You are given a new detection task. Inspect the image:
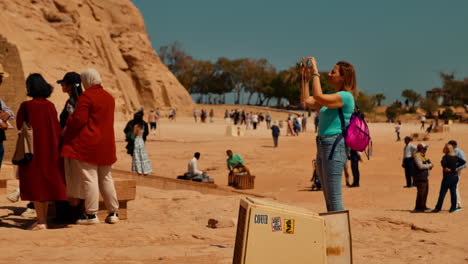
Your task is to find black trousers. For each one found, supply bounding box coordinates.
[435,175,459,211]
[403,158,414,187]
[415,178,429,210]
[273,136,278,147]
[351,159,360,185]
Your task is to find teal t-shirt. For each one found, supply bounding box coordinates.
[227,154,244,169]
[318,91,355,136]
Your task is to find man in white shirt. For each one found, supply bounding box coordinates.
[252,114,258,130]
[448,140,466,209]
[187,152,204,177]
[402,136,417,188]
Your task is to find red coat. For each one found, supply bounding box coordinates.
[62,84,117,165]
[17,98,67,201]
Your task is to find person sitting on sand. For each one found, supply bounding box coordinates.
[187,152,205,178]
[413,143,433,212]
[226,150,250,186]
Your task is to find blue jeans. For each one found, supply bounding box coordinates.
[0,141,4,168]
[435,175,459,211]
[316,134,347,211]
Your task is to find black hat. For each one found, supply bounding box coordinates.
[57,72,81,84]
[448,140,457,147]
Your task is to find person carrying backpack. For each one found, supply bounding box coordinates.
[300,58,358,212]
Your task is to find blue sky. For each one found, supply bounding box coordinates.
[131,0,468,104]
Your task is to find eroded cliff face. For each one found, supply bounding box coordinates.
[0,0,194,119]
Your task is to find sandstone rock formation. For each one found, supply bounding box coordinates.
[0,0,194,120]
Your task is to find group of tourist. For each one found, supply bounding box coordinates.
[402,137,465,212]
[225,109,272,130]
[0,54,464,236]
[0,66,119,230]
[193,108,215,123]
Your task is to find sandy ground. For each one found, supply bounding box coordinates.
[1,108,467,264]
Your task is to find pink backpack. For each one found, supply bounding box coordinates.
[329,108,372,160]
[343,110,371,152]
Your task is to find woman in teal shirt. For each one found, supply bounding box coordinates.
[301,58,357,211]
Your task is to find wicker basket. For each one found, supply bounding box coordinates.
[234,174,255,190]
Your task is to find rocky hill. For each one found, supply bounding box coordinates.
[0,0,194,119]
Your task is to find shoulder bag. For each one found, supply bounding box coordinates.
[12,102,34,165]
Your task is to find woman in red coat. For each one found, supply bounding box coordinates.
[17,73,67,230]
[62,68,119,225]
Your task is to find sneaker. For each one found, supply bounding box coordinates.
[431,209,441,213]
[6,189,20,203]
[76,214,99,225]
[449,208,462,213]
[21,208,37,218]
[105,212,119,224]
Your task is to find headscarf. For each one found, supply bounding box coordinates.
[81,68,102,89]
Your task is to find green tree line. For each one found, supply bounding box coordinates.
[385,72,468,120]
[159,42,377,111]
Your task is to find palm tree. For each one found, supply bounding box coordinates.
[373,93,386,106]
[401,89,421,107]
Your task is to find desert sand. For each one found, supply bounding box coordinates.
[0,107,467,264]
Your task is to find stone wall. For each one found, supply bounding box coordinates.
[0,34,26,160]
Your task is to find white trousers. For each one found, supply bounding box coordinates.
[456,171,462,208]
[64,158,84,199]
[76,160,119,214]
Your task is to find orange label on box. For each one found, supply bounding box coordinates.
[284,219,294,234]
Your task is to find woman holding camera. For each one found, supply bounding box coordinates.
[300,58,357,212]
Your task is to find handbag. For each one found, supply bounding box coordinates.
[12,103,34,165]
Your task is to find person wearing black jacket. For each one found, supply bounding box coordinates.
[57,72,83,129]
[432,144,466,213]
[56,72,84,222]
[124,110,149,155]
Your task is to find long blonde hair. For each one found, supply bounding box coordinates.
[443,144,456,156]
[336,61,358,98]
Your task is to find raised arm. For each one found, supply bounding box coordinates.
[300,62,322,110]
[303,57,344,109]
